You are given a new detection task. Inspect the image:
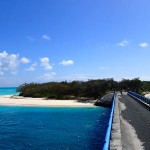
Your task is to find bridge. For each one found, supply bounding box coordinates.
[103,91,150,150]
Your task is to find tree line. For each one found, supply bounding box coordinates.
[17,78,150,99]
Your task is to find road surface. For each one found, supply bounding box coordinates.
[118,93,150,150]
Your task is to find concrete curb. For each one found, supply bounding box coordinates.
[110,93,122,150]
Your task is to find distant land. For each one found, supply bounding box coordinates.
[17,78,150,99]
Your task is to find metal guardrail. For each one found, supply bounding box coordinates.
[103,91,116,150]
[128,91,150,107]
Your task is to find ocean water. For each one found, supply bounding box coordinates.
[0,106,110,150]
[0,88,111,150]
[0,87,19,96]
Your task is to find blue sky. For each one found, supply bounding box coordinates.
[0,0,150,86]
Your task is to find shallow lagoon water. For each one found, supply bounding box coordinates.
[0,106,110,150]
[0,87,19,96]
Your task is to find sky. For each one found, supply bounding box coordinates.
[0,0,150,87]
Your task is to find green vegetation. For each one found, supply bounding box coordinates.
[119,78,143,93]
[17,78,150,99]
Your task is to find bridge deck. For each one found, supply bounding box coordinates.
[118,93,150,150]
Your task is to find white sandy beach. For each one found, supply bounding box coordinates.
[0,95,95,107]
[144,93,150,98]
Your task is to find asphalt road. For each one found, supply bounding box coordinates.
[119,94,150,150]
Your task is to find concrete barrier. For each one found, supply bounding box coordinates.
[103,91,116,150]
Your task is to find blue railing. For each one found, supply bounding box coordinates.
[103,91,116,150]
[128,91,150,107]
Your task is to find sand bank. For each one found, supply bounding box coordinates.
[0,95,95,107]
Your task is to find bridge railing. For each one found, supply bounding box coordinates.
[128,91,150,107]
[103,91,116,150]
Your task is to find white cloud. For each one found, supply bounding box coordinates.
[100,67,109,70]
[59,59,74,66]
[0,51,8,59]
[40,57,49,65]
[0,52,19,71]
[42,34,51,40]
[43,72,56,77]
[40,57,52,70]
[20,57,30,64]
[139,42,149,48]
[0,51,30,75]
[117,40,129,47]
[25,62,37,71]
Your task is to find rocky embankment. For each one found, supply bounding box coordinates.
[94,92,114,107]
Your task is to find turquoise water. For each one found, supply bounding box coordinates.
[0,88,111,150]
[0,87,19,96]
[0,106,110,150]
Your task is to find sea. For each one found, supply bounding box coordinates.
[0,87,20,96]
[0,87,111,150]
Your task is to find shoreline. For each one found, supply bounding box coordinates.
[0,95,95,107]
